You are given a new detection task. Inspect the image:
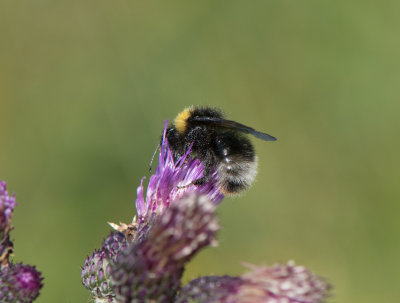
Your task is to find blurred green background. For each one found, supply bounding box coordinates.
[1,1,399,302]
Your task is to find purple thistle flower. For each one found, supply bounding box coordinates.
[0,263,43,303]
[84,120,224,302]
[238,262,330,303]
[135,121,224,225]
[0,181,16,263]
[176,261,330,303]
[111,194,219,303]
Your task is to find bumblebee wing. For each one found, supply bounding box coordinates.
[191,117,277,141]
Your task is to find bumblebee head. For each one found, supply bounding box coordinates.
[173,107,193,135]
[165,126,186,158]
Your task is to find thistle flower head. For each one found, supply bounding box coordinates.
[84,121,224,302]
[177,261,330,303]
[237,261,330,303]
[0,263,43,303]
[111,194,219,303]
[135,121,224,224]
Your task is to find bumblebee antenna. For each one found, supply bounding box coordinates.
[149,143,160,173]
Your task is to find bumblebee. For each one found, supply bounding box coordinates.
[163,106,276,195]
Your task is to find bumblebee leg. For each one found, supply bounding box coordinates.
[176,183,192,189]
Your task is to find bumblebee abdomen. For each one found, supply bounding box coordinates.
[213,132,257,195]
[217,155,258,195]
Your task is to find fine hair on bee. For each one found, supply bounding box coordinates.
[153,106,277,195]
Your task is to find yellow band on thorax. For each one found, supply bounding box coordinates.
[174,107,192,134]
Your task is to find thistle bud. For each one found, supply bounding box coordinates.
[0,263,43,303]
[81,232,128,302]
